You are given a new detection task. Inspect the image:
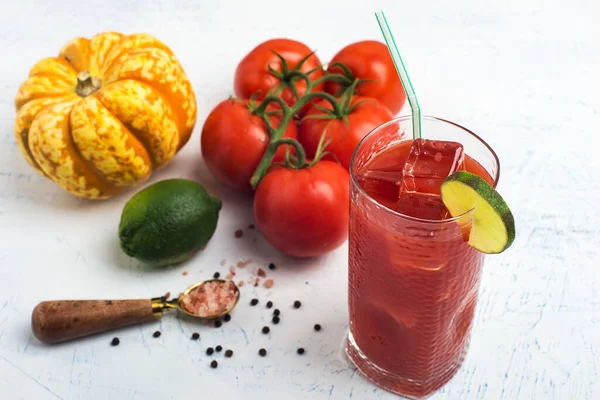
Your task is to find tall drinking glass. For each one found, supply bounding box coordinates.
[346,116,500,399]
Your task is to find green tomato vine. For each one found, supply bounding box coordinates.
[248,51,359,189]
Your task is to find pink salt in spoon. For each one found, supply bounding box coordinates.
[31,279,241,344]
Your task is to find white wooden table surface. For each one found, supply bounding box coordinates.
[1,1,598,399]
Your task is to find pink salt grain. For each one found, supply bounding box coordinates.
[229,265,236,273]
[257,268,267,278]
[237,259,252,268]
[180,281,238,318]
[238,281,245,287]
[264,279,274,289]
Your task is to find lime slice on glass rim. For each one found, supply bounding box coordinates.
[440,171,516,254]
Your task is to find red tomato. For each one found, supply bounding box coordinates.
[201,99,297,193]
[298,96,394,170]
[234,39,324,116]
[254,161,349,258]
[326,41,406,115]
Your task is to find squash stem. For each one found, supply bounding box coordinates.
[75,71,101,97]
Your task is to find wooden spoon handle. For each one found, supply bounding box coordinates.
[31,299,158,344]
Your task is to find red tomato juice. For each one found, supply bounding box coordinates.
[347,139,493,398]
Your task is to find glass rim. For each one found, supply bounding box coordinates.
[349,115,501,224]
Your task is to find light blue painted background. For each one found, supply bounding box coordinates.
[0,0,598,399]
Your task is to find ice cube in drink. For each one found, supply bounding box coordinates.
[355,169,403,210]
[401,139,465,196]
[394,139,465,219]
[394,192,448,220]
[354,141,411,209]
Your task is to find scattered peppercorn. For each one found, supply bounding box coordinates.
[214,320,222,328]
[273,309,281,316]
[191,333,200,340]
[259,348,267,357]
[262,326,270,334]
[272,315,280,324]
[297,348,305,355]
[223,314,231,322]
[210,360,218,368]
[216,345,222,352]
[213,272,220,279]
[250,298,259,306]
[314,324,322,332]
[206,347,214,355]
[152,331,161,338]
[268,262,276,270]
[248,224,255,229]
[266,301,273,309]
[235,229,243,238]
[293,301,302,309]
[111,337,120,346]
[225,349,233,358]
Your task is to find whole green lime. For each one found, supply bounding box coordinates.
[118,179,222,267]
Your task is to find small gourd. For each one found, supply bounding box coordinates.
[14,32,197,199]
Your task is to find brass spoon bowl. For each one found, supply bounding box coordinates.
[152,279,241,319]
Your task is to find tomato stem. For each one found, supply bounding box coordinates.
[298,91,343,116]
[275,137,306,168]
[254,95,288,115]
[249,58,358,189]
[338,78,360,112]
[329,62,355,81]
[308,125,333,168]
[326,62,374,98]
[250,90,344,188]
